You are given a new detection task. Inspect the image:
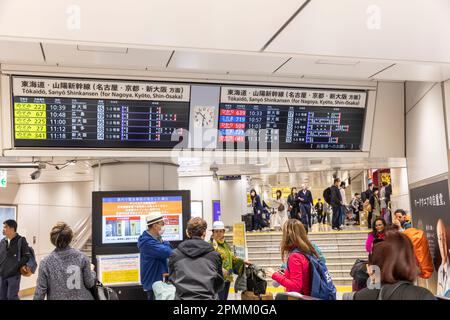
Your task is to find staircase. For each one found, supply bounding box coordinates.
[225,230,369,288]
[81,237,92,262]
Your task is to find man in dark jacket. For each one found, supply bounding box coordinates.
[362,183,375,229]
[137,212,173,300]
[0,220,30,300]
[315,198,324,224]
[169,217,224,300]
[330,178,343,231]
[298,184,314,229]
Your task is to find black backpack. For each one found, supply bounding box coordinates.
[323,187,332,205]
[245,265,267,295]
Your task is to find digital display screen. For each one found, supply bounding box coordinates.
[101,196,184,244]
[13,96,189,148]
[217,103,365,150]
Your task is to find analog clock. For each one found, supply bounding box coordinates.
[194,106,215,128]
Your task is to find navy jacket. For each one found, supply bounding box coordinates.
[137,231,173,292]
[297,190,313,206]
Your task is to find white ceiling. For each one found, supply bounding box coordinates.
[0,0,449,82]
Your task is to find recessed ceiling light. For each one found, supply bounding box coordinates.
[315,59,359,66]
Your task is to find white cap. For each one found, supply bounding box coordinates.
[211,221,225,230]
[146,212,164,226]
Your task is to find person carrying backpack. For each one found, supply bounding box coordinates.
[266,219,336,300]
[0,220,31,300]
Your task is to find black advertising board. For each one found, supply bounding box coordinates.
[12,76,190,148]
[410,179,450,296]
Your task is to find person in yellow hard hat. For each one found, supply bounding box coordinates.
[210,221,251,300]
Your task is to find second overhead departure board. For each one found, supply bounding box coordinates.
[218,86,367,150]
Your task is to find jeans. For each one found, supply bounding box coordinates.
[218,281,231,300]
[253,212,265,230]
[332,206,341,229]
[302,204,312,228]
[0,275,21,300]
[340,206,346,226]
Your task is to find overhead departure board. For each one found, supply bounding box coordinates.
[218,86,366,150]
[12,77,190,148]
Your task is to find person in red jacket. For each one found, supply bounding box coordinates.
[266,219,319,295]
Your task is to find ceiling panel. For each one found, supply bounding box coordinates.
[371,62,450,82]
[266,0,450,63]
[0,0,306,51]
[168,51,288,74]
[43,43,172,69]
[275,56,393,79]
[0,40,44,64]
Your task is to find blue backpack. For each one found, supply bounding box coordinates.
[288,248,336,300]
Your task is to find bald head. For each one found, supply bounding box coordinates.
[437,219,448,264]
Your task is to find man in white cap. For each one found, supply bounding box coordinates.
[209,221,251,300]
[137,212,173,300]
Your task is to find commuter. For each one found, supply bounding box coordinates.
[339,182,348,228]
[370,188,381,227]
[169,218,224,300]
[330,178,343,231]
[287,187,299,221]
[0,220,30,300]
[137,212,173,300]
[350,193,362,225]
[346,232,436,300]
[34,222,95,300]
[270,190,289,230]
[393,209,412,230]
[298,184,314,229]
[210,221,251,300]
[266,219,317,295]
[250,189,266,232]
[315,198,325,224]
[362,183,375,229]
[380,182,392,224]
[365,218,386,253]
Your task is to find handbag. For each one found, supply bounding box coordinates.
[90,280,119,300]
[278,204,285,212]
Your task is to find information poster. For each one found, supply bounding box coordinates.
[0,206,16,223]
[410,179,450,296]
[102,196,183,244]
[233,222,247,260]
[97,253,140,287]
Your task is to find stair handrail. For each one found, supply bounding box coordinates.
[71,215,92,250]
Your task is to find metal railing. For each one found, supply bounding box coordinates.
[71,215,92,251]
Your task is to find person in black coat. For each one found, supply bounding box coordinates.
[330,178,343,230]
[250,189,266,231]
[0,220,30,300]
[297,184,314,229]
[315,198,325,224]
[287,187,299,221]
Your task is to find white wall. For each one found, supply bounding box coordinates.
[390,167,411,214]
[219,179,247,228]
[178,176,219,239]
[370,82,405,158]
[406,82,448,184]
[0,181,93,291]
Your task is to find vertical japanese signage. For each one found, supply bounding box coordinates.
[410,179,450,296]
[233,222,247,260]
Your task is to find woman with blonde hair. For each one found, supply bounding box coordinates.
[266,219,319,295]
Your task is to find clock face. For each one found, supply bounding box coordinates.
[194,106,215,128]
